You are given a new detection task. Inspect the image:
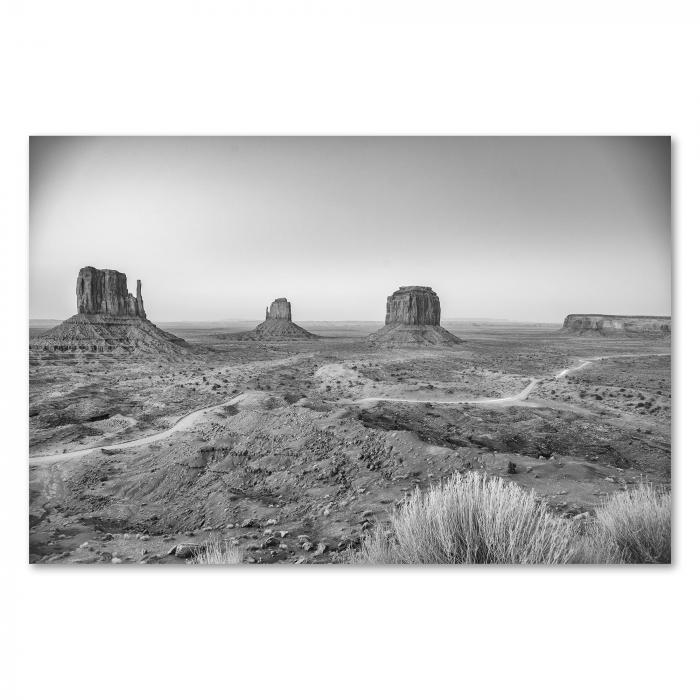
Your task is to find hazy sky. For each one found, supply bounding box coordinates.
[29,136,671,323]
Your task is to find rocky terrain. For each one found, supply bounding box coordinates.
[368,286,461,345]
[31,267,188,354]
[234,298,318,341]
[28,321,670,565]
[563,314,671,336]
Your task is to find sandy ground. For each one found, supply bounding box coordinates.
[28,323,671,564]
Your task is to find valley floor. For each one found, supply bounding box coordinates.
[28,323,671,564]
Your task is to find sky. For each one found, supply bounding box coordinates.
[29,136,672,323]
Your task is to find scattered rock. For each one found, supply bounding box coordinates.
[171,543,204,559]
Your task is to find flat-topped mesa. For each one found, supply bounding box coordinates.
[385,286,441,326]
[563,314,671,336]
[266,298,292,321]
[76,266,146,318]
[369,285,461,345]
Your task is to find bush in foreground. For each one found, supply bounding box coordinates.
[189,538,243,565]
[592,483,671,563]
[349,472,670,565]
[350,472,577,564]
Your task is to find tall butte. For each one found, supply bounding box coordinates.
[237,297,317,340]
[368,285,461,345]
[31,266,187,354]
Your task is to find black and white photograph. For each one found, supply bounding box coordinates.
[4,4,698,699]
[28,136,671,565]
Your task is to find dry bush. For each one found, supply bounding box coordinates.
[349,473,671,566]
[190,538,243,565]
[349,472,577,564]
[590,483,671,564]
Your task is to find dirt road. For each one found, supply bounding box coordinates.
[29,352,669,465]
[355,352,670,406]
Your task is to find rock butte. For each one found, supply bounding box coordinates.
[237,298,317,340]
[563,314,671,337]
[368,286,461,345]
[76,267,146,318]
[31,267,187,354]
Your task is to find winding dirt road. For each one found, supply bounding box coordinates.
[29,352,669,465]
[29,394,248,465]
[354,352,670,407]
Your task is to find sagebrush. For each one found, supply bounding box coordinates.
[349,472,670,565]
[189,538,243,565]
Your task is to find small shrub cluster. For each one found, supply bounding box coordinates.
[189,538,243,565]
[593,482,671,563]
[348,472,670,565]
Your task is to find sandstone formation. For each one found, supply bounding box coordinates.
[266,298,292,321]
[237,298,318,341]
[368,286,461,345]
[31,267,187,354]
[562,314,671,337]
[385,286,442,326]
[76,267,146,318]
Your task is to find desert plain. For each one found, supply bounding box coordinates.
[28,319,671,564]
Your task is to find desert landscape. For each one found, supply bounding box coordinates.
[27,136,672,566]
[28,271,671,564]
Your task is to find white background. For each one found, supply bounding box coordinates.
[1,2,698,699]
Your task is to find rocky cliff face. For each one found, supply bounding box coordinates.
[369,285,460,345]
[266,298,292,321]
[563,314,671,336]
[385,286,441,326]
[76,266,146,318]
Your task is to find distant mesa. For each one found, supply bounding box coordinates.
[562,314,671,337]
[30,266,188,354]
[368,286,461,345]
[236,298,318,341]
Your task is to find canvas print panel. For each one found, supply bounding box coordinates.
[29,136,671,565]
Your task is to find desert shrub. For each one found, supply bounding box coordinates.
[348,472,576,564]
[590,483,671,563]
[348,474,671,566]
[190,538,243,565]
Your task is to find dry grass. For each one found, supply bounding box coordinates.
[350,472,577,564]
[349,472,670,565]
[592,483,671,563]
[189,538,243,565]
